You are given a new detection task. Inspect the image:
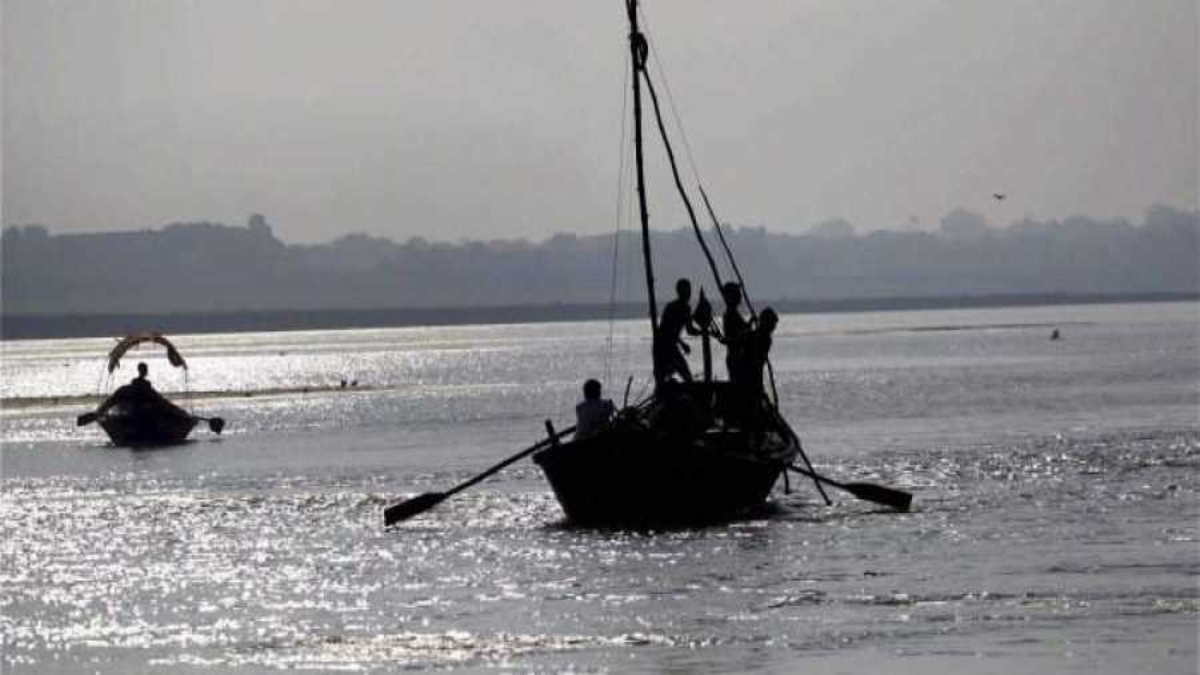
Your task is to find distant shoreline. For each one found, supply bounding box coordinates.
[2,292,1196,340]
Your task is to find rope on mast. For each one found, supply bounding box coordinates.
[700,186,781,407]
[639,8,704,187]
[630,0,829,505]
[699,187,756,320]
[640,69,724,293]
[606,46,632,386]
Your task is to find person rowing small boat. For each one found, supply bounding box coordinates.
[94,361,185,418]
[76,332,225,446]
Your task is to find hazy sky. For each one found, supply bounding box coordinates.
[4,0,1197,243]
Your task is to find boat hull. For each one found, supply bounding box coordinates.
[534,426,795,528]
[97,402,197,447]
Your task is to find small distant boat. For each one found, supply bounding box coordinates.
[77,332,225,447]
[95,401,200,447]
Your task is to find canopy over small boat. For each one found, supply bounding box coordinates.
[108,332,187,374]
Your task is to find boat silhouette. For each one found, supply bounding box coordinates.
[76,332,225,447]
[384,0,910,529]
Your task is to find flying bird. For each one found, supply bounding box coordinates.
[992,193,1007,201]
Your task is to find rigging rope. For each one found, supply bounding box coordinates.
[606,46,632,385]
[639,9,705,189]
[637,5,782,406]
[702,186,781,406]
[639,69,724,294]
[700,187,756,321]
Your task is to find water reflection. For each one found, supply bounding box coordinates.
[2,304,1197,672]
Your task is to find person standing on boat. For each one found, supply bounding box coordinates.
[654,278,703,384]
[718,282,751,383]
[740,307,778,399]
[575,379,617,439]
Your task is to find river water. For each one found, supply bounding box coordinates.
[1,301,1196,673]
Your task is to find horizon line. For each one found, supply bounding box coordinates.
[4,202,1197,248]
[3,291,1195,341]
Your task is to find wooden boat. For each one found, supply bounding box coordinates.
[77,332,225,447]
[96,399,199,447]
[535,383,799,527]
[382,1,911,530]
[529,1,806,528]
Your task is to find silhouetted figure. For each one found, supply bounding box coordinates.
[654,278,702,384]
[718,282,750,383]
[97,362,175,415]
[722,307,779,428]
[575,379,617,439]
[1050,328,1061,341]
[130,362,152,393]
[738,307,779,399]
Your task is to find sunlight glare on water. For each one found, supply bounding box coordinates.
[1,302,1197,672]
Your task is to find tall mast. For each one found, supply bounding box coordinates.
[626,0,659,350]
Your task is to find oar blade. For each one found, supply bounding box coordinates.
[384,492,446,526]
[843,482,912,512]
[207,417,226,435]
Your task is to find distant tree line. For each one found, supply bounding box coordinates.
[2,205,1196,317]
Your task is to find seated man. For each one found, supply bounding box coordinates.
[575,379,617,440]
[129,362,154,395]
[97,362,182,416]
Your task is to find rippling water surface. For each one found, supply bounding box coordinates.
[2,302,1197,673]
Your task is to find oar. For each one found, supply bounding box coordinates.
[76,411,225,435]
[195,416,226,434]
[759,398,832,505]
[384,422,577,526]
[787,464,913,512]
